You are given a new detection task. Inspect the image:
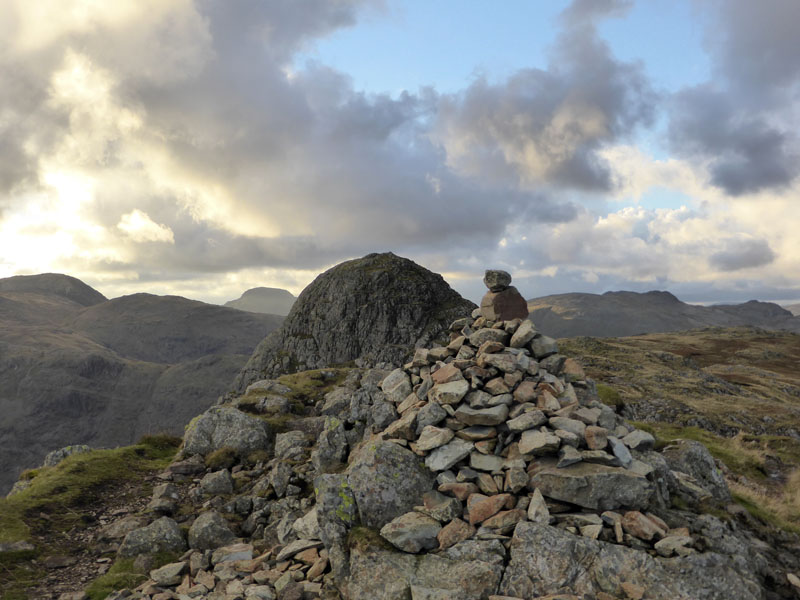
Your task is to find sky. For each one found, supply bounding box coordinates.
[1,0,799,306]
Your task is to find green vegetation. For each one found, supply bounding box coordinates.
[0,436,180,599]
[84,551,178,600]
[631,421,800,532]
[596,383,622,408]
[277,368,352,405]
[346,526,393,553]
[205,446,237,470]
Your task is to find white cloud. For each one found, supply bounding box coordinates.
[117,209,174,243]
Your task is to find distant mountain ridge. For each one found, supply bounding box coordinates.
[0,274,284,494]
[526,290,800,338]
[786,303,800,317]
[224,286,296,316]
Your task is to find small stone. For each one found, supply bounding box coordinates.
[211,542,253,564]
[467,493,511,525]
[584,426,608,450]
[557,445,582,468]
[276,539,324,562]
[581,450,621,467]
[438,482,478,501]
[469,452,505,473]
[548,417,586,438]
[554,428,581,447]
[580,524,603,540]
[416,426,455,452]
[654,535,694,557]
[382,369,412,404]
[518,430,560,455]
[504,468,529,493]
[428,380,470,405]
[454,404,509,426]
[425,439,474,472]
[527,488,550,524]
[481,509,525,534]
[506,410,547,432]
[623,429,656,451]
[150,561,186,586]
[432,364,464,385]
[509,319,536,348]
[380,512,442,553]
[476,473,499,494]
[530,335,558,359]
[483,269,512,292]
[620,511,666,541]
[199,469,233,496]
[468,328,511,347]
[786,573,800,589]
[455,426,497,441]
[484,378,511,395]
[415,402,448,434]
[607,436,633,468]
[437,518,476,550]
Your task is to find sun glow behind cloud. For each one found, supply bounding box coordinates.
[0,0,798,305]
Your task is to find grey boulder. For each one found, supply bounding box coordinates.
[118,516,187,557]
[347,441,435,529]
[183,406,273,457]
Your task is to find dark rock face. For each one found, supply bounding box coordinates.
[233,253,475,391]
[0,276,283,494]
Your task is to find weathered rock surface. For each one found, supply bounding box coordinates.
[234,252,475,388]
[661,439,731,502]
[529,459,654,511]
[348,540,505,600]
[183,406,273,458]
[118,516,187,558]
[347,441,436,529]
[500,522,761,600]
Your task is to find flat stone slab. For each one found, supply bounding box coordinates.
[529,458,654,511]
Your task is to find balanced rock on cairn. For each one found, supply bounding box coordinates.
[480,269,529,321]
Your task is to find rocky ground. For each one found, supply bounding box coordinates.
[6,310,800,599]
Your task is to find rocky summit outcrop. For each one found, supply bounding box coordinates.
[85,299,785,600]
[233,252,475,391]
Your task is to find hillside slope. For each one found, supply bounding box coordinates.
[527,290,800,338]
[0,275,283,494]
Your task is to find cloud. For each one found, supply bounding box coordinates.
[431,1,654,191]
[669,85,798,196]
[709,238,776,272]
[668,0,800,195]
[117,210,174,243]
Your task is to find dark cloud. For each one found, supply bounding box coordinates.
[669,0,800,195]
[433,4,655,191]
[709,238,776,272]
[669,85,797,195]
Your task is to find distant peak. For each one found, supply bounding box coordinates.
[0,273,106,306]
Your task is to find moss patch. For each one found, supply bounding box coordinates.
[277,368,352,406]
[596,383,622,408]
[0,437,179,599]
[346,526,393,553]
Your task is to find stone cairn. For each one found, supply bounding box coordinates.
[374,269,693,558]
[94,269,734,600]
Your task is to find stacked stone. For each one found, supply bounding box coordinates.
[106,535,327,600]
[374,273,696,558]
